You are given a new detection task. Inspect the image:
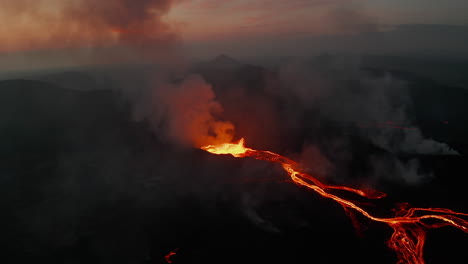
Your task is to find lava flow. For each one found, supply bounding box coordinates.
[165,249,177,263]
[202,138,468,264]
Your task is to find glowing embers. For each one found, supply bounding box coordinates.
[201,139,468,264]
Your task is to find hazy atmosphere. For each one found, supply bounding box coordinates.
[0,1,467,264]
[1,0,468,71]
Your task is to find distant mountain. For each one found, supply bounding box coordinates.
[29,70,102,91]
[211,54,242,68]
[0,69,107,91]
[0,79,128,153]
[361,55,468,89]
[195,54,243,72]
[194,54,274,91]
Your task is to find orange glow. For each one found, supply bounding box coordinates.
[201,139,468,264]
[201,138,251,157]
[165,250,177,263]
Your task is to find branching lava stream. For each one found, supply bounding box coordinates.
[202,138,468,264]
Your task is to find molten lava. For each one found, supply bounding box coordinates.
[202,138,251,157]
[202,138,468,264]
[165,250,177,263]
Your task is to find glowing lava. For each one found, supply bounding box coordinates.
[202,138,252,157]
[202,138,468,264]
[165,250,177,263]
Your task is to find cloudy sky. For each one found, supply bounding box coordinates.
[167,0,468,41]
[0,0,467,71]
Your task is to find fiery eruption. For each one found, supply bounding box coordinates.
[202,138,468,264]
[202,138,251,157]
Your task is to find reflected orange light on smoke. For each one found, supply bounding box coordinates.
[201,138,468,264]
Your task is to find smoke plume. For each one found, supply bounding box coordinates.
[148,75,235,147]
[0,0,181,65]
[0,0,239,147]
[280,58,458,185]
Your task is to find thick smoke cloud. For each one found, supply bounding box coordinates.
[67,0,178,59]
[0,0,182,64]
[148,75,234,147]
